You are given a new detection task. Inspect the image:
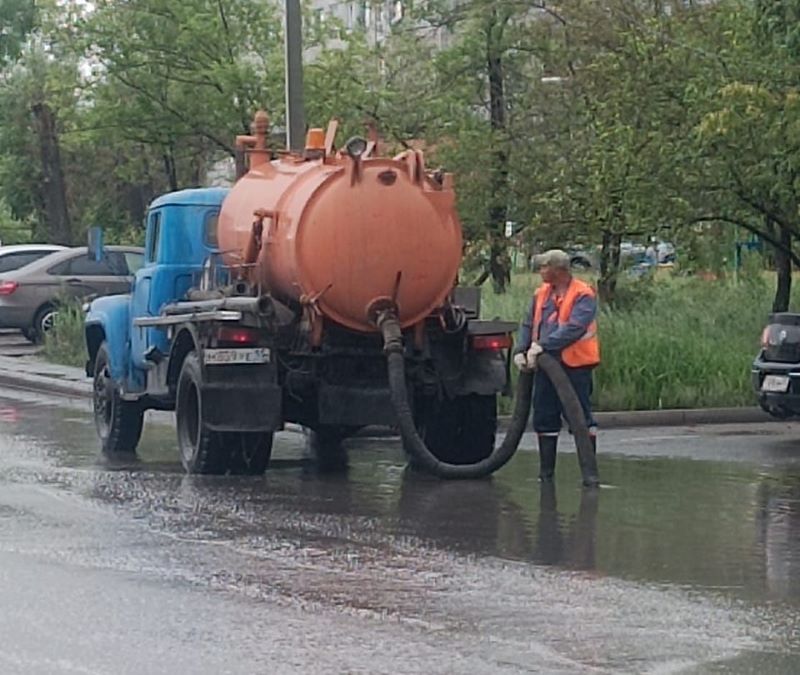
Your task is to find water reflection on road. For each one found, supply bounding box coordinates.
[1,391,799,672]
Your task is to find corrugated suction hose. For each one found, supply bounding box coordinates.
[378,312,600,486]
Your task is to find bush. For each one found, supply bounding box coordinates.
[42,302,87,369]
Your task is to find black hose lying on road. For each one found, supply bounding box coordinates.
[378,312,600,486]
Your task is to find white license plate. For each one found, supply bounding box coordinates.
[204,348,271,365]
[762,374,790,393]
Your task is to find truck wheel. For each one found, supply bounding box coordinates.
[306,425,349,471]
[413,393,497,465]
[176,352,228,474]
[93,342,143,455]
[225,432,274,475]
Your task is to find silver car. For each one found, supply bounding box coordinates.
[0,246,144,341]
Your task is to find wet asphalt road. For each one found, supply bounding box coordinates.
[1,388,800,673]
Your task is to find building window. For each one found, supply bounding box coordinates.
[313,8,325,30]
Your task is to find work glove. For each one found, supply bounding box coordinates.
[526,342,544,370]
[513,352,532,373]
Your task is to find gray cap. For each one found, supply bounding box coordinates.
[534,249,571,270]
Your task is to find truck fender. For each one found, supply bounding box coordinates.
[166,323,201,394]
[84,295,131,380]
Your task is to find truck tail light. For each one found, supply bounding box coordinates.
[0,280,18,296]
[216,325,259,345]
[471,334,513,351]
[761,326,770,349]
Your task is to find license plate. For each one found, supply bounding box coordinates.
[762,374,790,393]
[204,348,271,365]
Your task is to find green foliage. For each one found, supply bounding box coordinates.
[595,276,768,410]
[0,197,33,244]
[0,0,38,65]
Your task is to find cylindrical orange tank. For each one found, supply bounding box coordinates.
[217,142,462,333]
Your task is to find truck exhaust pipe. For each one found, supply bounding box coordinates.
[377,311,600,486]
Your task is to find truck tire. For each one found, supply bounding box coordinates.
[176,352,229,474]
[412,393,497,465]
[305,425,350,471]
[93,342,143,455]
[225,432,274,475]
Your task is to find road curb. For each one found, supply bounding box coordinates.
[0,358,777,430]
[589,407,774,428]
[0,368,92,400]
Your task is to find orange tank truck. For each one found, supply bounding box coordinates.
[217,115,462,333]
[84,110,524,479]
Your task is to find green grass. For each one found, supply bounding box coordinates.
[42,302,87,369]
[483,272,772,411]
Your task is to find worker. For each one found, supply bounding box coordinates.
[514,249,600,482]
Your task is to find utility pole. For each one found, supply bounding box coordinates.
[284,0,305,153]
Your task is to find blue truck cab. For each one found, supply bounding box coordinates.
[86,188,228,393]
[84,187,285,475]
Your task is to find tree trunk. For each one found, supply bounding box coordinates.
[163,146,178,191]
[773,223,792,312]
[598,230,622,305]
[31,103,71,245]
[486,10,510,294]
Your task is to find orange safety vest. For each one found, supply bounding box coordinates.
[532,278,600,368]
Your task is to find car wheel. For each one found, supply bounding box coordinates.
[31,304,57,343]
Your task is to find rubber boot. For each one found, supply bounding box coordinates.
[582,434,600,488]
[538,435,558,483]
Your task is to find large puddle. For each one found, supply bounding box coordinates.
[0,391,799,673]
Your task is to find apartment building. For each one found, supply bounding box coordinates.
[310,0,406,45]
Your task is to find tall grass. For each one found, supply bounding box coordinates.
[42,302,87,369]
[483,273,773,411]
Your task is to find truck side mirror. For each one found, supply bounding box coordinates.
[87,226,105,262]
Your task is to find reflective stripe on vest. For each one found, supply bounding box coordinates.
[532,278,600,368]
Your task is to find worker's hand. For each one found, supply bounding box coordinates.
[513,352,532,373]
[526,342,544,370]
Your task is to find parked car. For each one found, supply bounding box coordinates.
[752,313,800,419]
[0,246,144,342]
[0,244,67,273]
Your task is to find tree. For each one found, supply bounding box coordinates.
[0,0,38,65]
[79,0,285,189]
[687,0,800,310]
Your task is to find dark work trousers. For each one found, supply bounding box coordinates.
[532,365,597,435]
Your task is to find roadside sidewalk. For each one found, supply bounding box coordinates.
[0,353,776,429]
